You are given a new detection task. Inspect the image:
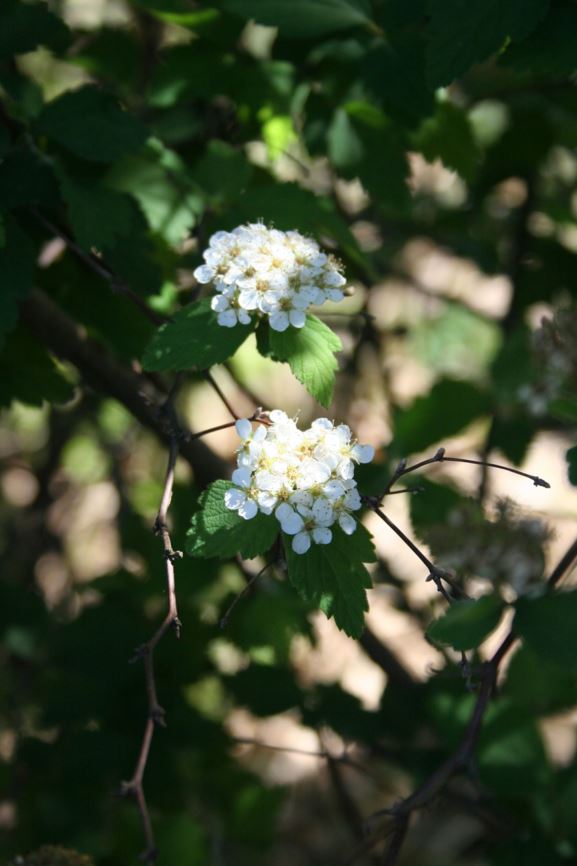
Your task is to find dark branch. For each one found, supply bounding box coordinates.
[121,390,183,863]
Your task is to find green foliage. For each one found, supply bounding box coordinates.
[266,315,342,407]
[2,0,577,863]
[0,328,74,408]
[427,595,505,651]
[35,86,147,163]
[426,0,550,87]
[0,0,70,59]
[142,299,254,372]
[392,379,490,456]
[500,3,577,79]
[412,101,481,183]
[186,480,279,559]
[328,102,409,209]
[0,217,35,346]
[284,524,376,638]
[219,0,375,38]
[515,590,577,669]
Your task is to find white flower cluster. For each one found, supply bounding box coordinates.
[193,223,348,332]
[224,411,374,555]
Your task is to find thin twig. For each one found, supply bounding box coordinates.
[381,448,549,498]
[32,209,167,327]
[203,370,240,420]
[121,389,183,863]
[366,501,463,603]
[347,532,577,866]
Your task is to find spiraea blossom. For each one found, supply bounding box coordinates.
[224,411,374,554]
[193,223,348,332]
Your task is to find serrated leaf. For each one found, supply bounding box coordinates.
[142,298,254,372]
[35,85,147,163]
[427,595,505,651]
[515,590,577,669]
[186,480,279,560]
[219,0,374,38]
[284,524,375,638]
[106,143,202,245]
[0,216,35,347]
[267,315,342,407]
[426,0,550,87]
[0,0,70,59]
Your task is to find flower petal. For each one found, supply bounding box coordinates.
[292,531,311,554]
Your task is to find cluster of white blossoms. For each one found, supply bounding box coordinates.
[224,411,374,554]
[193,223,348,332]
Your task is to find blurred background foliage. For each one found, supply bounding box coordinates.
[2,0,577,864]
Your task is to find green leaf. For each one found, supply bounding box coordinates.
[284,524,376,638]
[392,379,490,456]
[426,0,550,87]
[566,445,577,487]
[0,144,58,208]
[219,0,374,38]
[56,165,140,251]
[500,4,577,79]
[427,595,505,651]
[412,102,481,182]
[0,326,74,408]
[142,298,254,371]
[503,644,577,715]
[0,216,35,347]
[186,480,279,560]
[267,315,342,407]
[193,140,253,204]
[106,143,202,246]
[361,37,435,129]
[35,85,147,163]
[410,478,464,536]
[328,103,409,209]
[515,590,577,669]
[0,0,70,59]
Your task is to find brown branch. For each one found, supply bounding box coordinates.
[365,501,462,604]
[121,395,183,863]
[381,448,549,497]
[359,628,417,692]
[347,532,577,866]
[20,291,227,487]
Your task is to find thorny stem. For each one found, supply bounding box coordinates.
[121,389,183,864]
[346,533,577,866]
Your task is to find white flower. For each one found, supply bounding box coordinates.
[222,411,374,554]
[195,223,350,331]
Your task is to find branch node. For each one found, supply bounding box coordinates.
[130,643,150,664]
[120,780,136,798]
[434,447,446,461]
[165,548,183,563]
[532,476,550,488]
[150,704,166,726]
